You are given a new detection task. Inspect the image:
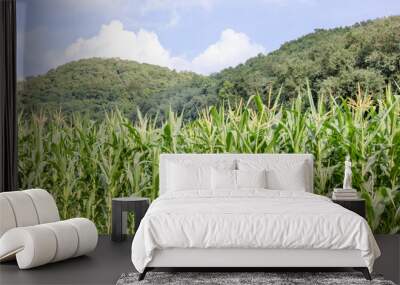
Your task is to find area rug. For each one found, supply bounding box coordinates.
[116,272,395,285]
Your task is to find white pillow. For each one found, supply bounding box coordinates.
[166,162,212,191]
[266,165,307,191]
[212,168,237,190]
[237,159,308,191]
[211,168,268,190]
[236,169,267,189]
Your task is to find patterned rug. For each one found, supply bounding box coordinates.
[116,272,395,285]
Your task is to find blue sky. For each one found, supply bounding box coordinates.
[17,0,400,79]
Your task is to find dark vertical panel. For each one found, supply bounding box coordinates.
[374,235,400,284]
[0,0,17,192]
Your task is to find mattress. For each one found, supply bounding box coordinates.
[131,189,380,273]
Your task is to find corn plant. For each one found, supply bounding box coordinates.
[18,85,400,234]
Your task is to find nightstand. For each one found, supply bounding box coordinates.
[111,196,150,242]
[332,198,366,218]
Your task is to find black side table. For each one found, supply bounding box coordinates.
[332,198,366,218]
[112,196,150,242]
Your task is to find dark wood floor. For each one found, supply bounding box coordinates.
[1,235,398,285]
[0,236,134,285]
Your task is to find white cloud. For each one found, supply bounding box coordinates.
[47,21,265,75]
[191,29,265,74]
[49,20,179,69]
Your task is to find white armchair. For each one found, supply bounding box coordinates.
[0,189,98,269]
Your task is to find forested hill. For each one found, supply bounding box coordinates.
[18,58,212,121]
[18,16,400,121]
[214,16,400,102]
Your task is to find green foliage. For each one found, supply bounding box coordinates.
[16,16,400,234]
[18,85,400,234]
[17,16,400,121]
[17,58,209,121]
[215,16,400,101]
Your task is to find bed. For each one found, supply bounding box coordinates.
[131,154,380,280]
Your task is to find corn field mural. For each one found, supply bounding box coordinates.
[18,85,400,234]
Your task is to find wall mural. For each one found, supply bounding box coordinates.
[16,0,400,234]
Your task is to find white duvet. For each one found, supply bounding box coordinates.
[131,190,380,273]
